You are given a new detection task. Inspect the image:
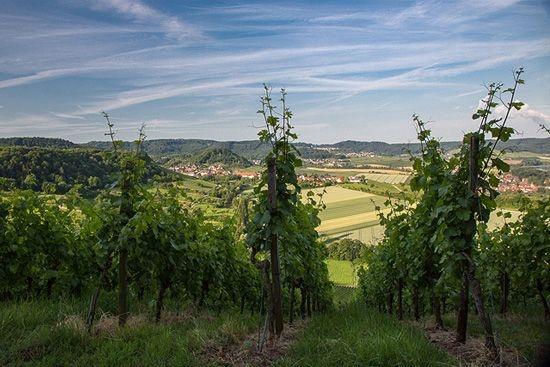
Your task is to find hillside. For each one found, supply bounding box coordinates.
[4,136,547,161]
[0,137,77,149]
[0,146,170,194]
[190,147,251,166]
[84,137,550,159]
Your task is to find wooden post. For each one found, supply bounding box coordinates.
[118,161,134,326]
[397,279,404,320]
[86,253,113,333]
[456,134,479,342]
[464,134,499,357]
[267,158,284,337]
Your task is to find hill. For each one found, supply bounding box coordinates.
[0,137,77,149]
[190,147,251,166]
[325,137,550,155]
[0,146,170,194]
[4,136,549,160]
[85,137,550,159]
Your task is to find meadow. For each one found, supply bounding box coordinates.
[326,259,357,286]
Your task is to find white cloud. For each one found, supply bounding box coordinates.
[89,0,202,40]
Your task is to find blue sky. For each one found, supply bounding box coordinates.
[0,0,549,143]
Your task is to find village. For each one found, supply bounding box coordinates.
[497,173,541,193]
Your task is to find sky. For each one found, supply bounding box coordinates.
[0,0,549,144]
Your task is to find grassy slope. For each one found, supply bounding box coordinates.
[326,260,356,286]
[0,297,258,366]
[275,303,455,367]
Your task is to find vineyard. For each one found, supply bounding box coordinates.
[1,73,549,366]
[358,70,550,363]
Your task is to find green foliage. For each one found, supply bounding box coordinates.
[0,190,90,298]
[246,86,332,313]
[326,239,367,261]
[359,69,549,322]
[0,146,170,195]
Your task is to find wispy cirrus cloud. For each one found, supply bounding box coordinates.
[88,0,203,40]
[0,0,548,142]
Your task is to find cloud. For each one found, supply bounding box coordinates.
[512,103,550,125]
[89,0,202,40]
[0,0,548,142]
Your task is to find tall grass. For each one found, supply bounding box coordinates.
[0,295,258,366]
[275,302,455,367]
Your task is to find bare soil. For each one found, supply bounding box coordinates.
[202,319,307,367]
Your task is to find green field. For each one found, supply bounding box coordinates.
[327,259,357,286]
[304,186,388,236]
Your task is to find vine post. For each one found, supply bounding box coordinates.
[468,133,498,357]
[267,157,284,337]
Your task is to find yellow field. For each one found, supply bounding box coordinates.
[318,210,387,233]
[305,185,375,204]
[304,186,387,237]
[305,167,410,184]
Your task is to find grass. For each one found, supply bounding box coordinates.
[347,155,412,168]
[0,296,258,366]
[274,302,455,367]
[441,307,550,364]
[327,259,357,286]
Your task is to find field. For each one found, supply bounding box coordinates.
[304,186,388,238]
[326,259,357,286]
[302,167,411,184]
[310,184,522,246]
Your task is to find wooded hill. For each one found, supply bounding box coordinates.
[2,136,549,161]
[0,146,172,194]
[85,136,550,158]
[160,147,252,167]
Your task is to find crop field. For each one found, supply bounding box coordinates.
[347,155,412,168]
[329,225,385,245]
[312,185,522,247]
[304,167,410,184]
[304,186,388,235]
[326,259,357,286]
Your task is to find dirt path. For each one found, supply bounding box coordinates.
[202,320,307,366]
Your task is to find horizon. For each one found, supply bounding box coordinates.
[1,0,550,144]
[2,135,548,147]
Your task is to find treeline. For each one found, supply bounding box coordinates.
[0,137,77,149]
[0,146,171,195]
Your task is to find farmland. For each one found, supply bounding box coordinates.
[303,186,388,241]
[302,167,411,184]
[309,184,522,246]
